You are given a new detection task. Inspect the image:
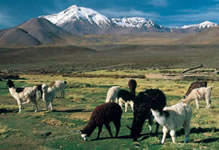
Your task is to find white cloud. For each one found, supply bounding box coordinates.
[99,8,160,20]
[0,13,14,28]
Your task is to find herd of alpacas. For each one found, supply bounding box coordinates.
[7,80,66,112]
[6,79,212,144]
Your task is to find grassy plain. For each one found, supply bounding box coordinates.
[0,69,219,150]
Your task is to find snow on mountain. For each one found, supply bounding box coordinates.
[111,17,155,28]
[41,5,111,28]
[181,21,218,29]
[40,5,218,34]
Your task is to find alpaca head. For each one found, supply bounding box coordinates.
[128,79,137,89]
[129,91,152,141]
[7,80,15,88]
[146,89,166,112]
[80,132,88,141]
[80,128,91,141]
[41,84,48,92]
[128,79,137,95]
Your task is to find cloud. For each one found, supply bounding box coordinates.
[147,0,168,7]
[0,12,14,28]
[99,8,160,19]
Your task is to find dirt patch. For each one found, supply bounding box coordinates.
[145,73,183,80]
[41,118,62,126]
[63,73,145,79]
[68,112,91,121]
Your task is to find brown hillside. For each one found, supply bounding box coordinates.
[0,28,41,46]
[176,27,219,45]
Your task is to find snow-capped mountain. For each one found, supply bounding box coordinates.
[40,5,169,34]
[42,5,111,27]
[40,5,218,34]
[41,5,113,34]
[181,21,218,29]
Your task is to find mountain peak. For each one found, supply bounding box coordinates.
[41,5,111,27]
[181,20,218,29]
[199,21,218,28]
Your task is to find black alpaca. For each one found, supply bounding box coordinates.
[81,102,122,140]
[128,89,166,141]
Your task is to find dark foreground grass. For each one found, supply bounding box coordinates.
[0,75,219,150]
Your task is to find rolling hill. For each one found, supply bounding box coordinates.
[0,18,73,46]
[176,27,219,45]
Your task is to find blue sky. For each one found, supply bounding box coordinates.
[1,0,219,29]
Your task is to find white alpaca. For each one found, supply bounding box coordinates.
[183,87,212,109]
[151,102,192,144]
[42,84,56,111]
[7,80,38,113]
[50,80,67,98]
[105,86,120,103]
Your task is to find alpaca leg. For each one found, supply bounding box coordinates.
[205,96,211,108]
[45,102,49,111]
[195,99,200,109]
[49,102,53,111]
[61,90,63,98]
[148,116,153,134]
[125,102,128,112]
[105,123,113,137]
[129,101,134,112]
[184,121,190,143]
[32,99,38,112]
[96,124,103,139]
[155,122,159,135]
[17,100,22,113]
[118,98,123,110]
[170,130,176,143]
[161,126,168,144]
[115,98,118,103]
[113,119,121,137]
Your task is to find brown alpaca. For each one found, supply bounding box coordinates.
[81,102,122,140]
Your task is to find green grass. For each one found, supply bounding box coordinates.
[0,70,219,150]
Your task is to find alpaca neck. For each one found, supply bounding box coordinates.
[151,109,167,126]
[130,88,136,98]
[183,94,193,104]
[9,87,17,97]
[82,123,97,137]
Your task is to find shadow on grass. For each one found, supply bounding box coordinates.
[91,135,132,141]
[194,137,219,143]
[52,109,90,113]
[0,108,17,113]
[177,127,219,136]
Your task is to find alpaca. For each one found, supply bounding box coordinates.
[118,89,135,112]
[128,90,161,141]
[41,84,56,111]
[184,81,207,98]
[50,80,67,98]
[148,89,192,144]
[183,87,212,109]
[81,102,122,141]
[7,80,38,112]
[105,86,120,103]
